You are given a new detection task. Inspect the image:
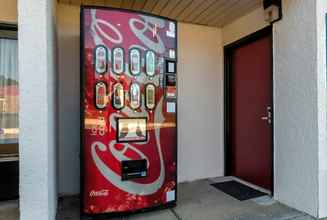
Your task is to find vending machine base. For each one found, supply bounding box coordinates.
[81,202,176,219]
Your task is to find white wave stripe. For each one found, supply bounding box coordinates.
[90,9,123,46]
[129,17,165,54]
[91,98,166,195]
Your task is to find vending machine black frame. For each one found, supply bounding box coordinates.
[80,5,178,218]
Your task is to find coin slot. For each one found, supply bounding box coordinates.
[166,74,176,86]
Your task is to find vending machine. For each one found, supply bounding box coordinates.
[80,6,177,215]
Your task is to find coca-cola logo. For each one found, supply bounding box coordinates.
[89,189,109,197]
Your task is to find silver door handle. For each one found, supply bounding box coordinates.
[261,106,272,124]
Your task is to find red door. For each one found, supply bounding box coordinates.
[228,29,273,191]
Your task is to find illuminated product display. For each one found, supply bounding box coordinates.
[112,47,124,74]
[117,118,147,142]
[81,6,177,216]
[112,83,124,110]
[129,83,141,110]
[95,82,107,109]
[145,83,156,110]
[145,50,156,76]
[94,45,108,74]
[129,48,141,75]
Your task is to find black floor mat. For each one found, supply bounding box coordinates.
[211,180,267,201]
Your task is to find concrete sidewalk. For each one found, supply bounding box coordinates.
[59,179,318,220]
[0,179,321,220]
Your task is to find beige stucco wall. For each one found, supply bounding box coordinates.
[0,0,17,23]
[222,7,269,45]
[56,3,81,196]
[56,3,224,195]
[177,23,224,183]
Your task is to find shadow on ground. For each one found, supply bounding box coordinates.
[58,179,317,220]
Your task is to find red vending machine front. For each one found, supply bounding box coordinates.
[80,6,177,215]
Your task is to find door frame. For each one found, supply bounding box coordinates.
[223,25,274,194]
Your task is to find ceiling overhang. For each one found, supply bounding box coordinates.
[57,0,262,27]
